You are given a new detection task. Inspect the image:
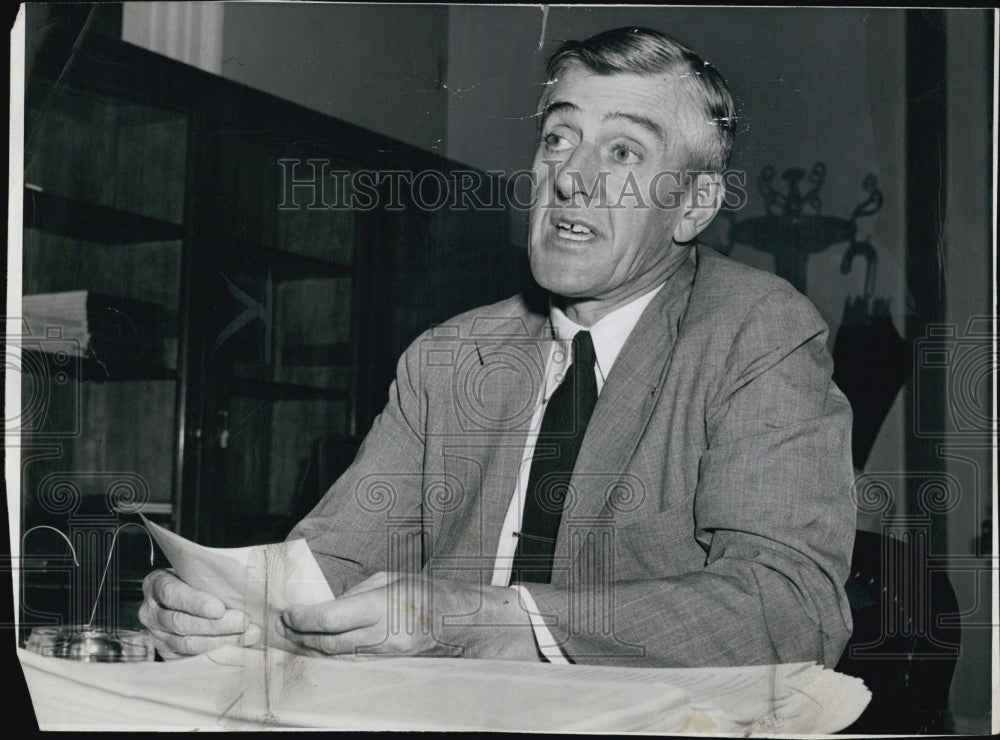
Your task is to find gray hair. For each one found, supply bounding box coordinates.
[544,27,737,173]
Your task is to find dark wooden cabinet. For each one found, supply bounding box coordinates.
[19,27,195,634]
[17,27,527,632]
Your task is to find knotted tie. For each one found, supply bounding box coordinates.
[512,330,598,584]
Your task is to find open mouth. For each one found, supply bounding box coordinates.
[554,220,597,241]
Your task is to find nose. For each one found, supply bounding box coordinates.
[553,144,600,204]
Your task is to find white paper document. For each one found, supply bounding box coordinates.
[140,515,335,653]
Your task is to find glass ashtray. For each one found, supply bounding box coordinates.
[25,626,155,663]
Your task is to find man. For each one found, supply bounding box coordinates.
[141,27,855,667]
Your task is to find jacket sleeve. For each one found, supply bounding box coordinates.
[523,288,856,667]
[286,334,429,595]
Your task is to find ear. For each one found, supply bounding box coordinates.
[672,171,725,243]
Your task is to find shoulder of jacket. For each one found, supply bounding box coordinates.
[686,244,827,340]
[398,290,548,369]
[413,289,547,343]
[694,244,819,309]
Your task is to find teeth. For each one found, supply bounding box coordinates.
[557,221,593,235]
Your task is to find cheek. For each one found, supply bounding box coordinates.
[528,205,546,253]
[528,164,553,228]
[605,210,664,271]
[606,203,644,246]
[529,160,545,199]
[531,152,561,188]
[650,172,688,210]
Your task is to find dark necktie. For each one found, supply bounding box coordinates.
[512,330,598,584]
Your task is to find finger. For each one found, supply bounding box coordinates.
[146,623,261,657]
[144,569,226,619]
[273,623,383,660]
[276,619,386,656]
[281,594,381,635]
[340,572,400,598]
[139,600,250,637]
[151,643,186,661]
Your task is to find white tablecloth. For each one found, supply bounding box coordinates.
[18,645,870,732]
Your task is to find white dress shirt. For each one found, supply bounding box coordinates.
[491,282,666,662]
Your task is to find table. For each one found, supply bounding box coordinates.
[18,645,870,732]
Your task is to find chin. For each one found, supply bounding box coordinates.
[530,261,596,299]
[528,235,605,297]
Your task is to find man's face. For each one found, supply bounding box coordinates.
[528,65,705,309]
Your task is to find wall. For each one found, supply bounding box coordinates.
[125,2,450,153]
[122,1,223,74]
[940,10,994,732]
[218,3,449,155]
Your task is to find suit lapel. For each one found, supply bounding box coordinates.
[553,253,698,579]
[455,302,550,550]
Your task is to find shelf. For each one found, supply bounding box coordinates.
[23,187,184,245]
[229,376,349,402]
[19,347,177,383]
[21,576,148,605]
[231,243,353,282]
[20,571,149,588]
[270,247,353,281]
[281,342,352,367]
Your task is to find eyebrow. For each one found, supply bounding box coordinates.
[604,112,666,143]
[539,101,666,144]
[538,100,578,128]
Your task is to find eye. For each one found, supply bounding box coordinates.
[542,132,572,152]
[611,143,641,165]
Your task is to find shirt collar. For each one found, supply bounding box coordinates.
[548,281,666,384]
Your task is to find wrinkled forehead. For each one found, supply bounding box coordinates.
[538,62,706,130]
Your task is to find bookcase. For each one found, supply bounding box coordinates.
[17,24,525,633]
[19,27,197,632]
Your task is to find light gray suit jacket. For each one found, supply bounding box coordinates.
[289,244,856,667]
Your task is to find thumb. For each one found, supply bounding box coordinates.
[242,623,262,647]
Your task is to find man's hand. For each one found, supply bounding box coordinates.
[277,571,540,661]
[138,569,261,659]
